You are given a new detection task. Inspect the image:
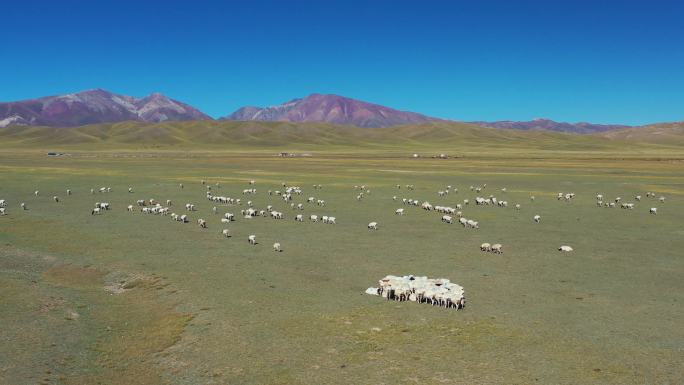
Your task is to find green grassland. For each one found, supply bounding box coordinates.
[1,122,683,384]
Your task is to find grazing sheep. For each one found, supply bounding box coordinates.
[198,219,207,228]
[659,196,666,203]
[534,215,541,223]
[328,216,336,224]
[34,190,39,196]
[0,208,6,215]
[650,207,657,215]
[180,214,188,223]
[91,208,101,215]
[273,242,282,252]
[295,214,303,222]
[248,235,257,245]
[480,243,491,252]
[221,218,230,223]
[127,205,134,212]
[395,208,404,215]
[67,189,72,195]
[368,222,379,230]
[369,275,465,310]
[441,215,453,224]
[491,244,503,254]
[0,200,6,207]
[515,204,521,210]
[559,245,573,252]
[310,215,318,222]
[222,229,231,238]
[20,203,26,210]
[53,196,59,203]
[530,196,535,201]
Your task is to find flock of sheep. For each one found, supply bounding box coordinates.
[365,275,466,310]
[0,179,669,313]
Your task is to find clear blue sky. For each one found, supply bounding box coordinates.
[2,0,682,124]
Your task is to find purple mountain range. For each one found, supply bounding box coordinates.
[222,93,439,128]
[0,89,647,134]
[0,89,211,127]
[469,118,631,134]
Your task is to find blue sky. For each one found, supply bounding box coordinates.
[2,0,682,124]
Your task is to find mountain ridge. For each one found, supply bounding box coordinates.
[0,89,211,128]
[222,93,439,128]
[469,118,631,134]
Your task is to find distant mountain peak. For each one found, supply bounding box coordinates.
[470,119,631,134]
[0,89,212,127]
[222,93,440,128]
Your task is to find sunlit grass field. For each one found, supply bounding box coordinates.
[1,138,683,384]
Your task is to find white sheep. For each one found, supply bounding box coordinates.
[295,214,303,222]
[559,245,573,252]
[649,207,657,215]
[534,215,541,223]
[197,219,207,228]
[395,208,404,215]
[480,243,491,252]
[273,242,282,252]
[491,244,503,254]
[368,222,378,230]
[127,205,134,212]
[222,229,231,238]
[248,235,257,245]
[0,208,6,215]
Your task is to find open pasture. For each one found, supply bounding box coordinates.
[1,150,683,385]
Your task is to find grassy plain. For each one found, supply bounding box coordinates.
[1,123,683,384]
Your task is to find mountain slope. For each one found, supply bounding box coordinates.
[222,93,439,128]
[596,121,684,144]
[2,120,680,156]
[470,118,630,134]
[0,89,212,127]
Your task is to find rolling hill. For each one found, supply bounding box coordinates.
[596,121,684,144]
[1,120,681,156]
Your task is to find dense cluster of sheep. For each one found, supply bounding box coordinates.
[366,275,465,310]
